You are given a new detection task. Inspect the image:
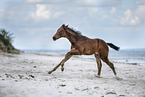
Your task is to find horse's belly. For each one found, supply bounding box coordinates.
[82,48,95,55]
[76,40,98,55]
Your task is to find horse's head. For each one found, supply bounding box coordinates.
[53,24,68,41]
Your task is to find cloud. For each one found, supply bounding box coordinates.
[136,0,145,5]
[120,9,140,25]
[31,4,50,21]
[76,0,121,6]
[26,0,72,4]
[26,0,42,3]
[76,0,98,5]
[110,7,116,14]
[120,4,145,26]
[135,5,145,21]
[1,0,145,49]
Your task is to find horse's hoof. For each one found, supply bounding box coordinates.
[95,75,101,78]
[48,71,52,74]
[61,68,64,72]
[115,75,122,80]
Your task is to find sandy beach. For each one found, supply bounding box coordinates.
[0,51,145,97]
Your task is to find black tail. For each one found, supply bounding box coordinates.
[107,43,120,51]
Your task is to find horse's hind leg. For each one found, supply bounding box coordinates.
[102,57,117,76]
[94,53,102,77]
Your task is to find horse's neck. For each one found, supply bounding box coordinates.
[66,30,79,45]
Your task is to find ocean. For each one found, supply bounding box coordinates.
[109,50,145,66]
[31,49,145,66]
[77,50,145,66]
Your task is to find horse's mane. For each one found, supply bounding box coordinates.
[67,27,88,39]
[67,27,82,35]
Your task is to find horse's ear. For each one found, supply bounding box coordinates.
[66,25,69,28]
[62,24,65,27]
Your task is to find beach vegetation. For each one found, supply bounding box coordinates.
[0,29,20,54]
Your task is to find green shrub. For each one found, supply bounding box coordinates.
[0,29,19,54]
[0,29,14,46]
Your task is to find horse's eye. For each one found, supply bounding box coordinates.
[59,30,63,35]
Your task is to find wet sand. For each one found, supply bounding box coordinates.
[0,51,145,97]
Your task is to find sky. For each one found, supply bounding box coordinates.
[0,0,145,50]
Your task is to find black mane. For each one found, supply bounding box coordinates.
[67,27,89,39]
[67,27,82,35]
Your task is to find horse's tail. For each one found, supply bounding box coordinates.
[107,43,120,51]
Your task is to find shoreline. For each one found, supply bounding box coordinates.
[0,51,145,97]
[24,50,145,66]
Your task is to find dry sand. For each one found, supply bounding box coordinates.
[0,51,145,97]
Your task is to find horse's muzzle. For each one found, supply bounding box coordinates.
[53,37,57,41]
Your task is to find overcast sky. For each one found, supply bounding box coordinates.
[0,0,145,50]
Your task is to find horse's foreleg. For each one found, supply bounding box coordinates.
[60,52,73,72]
[60,48,80,72]
[48,52,73,74]
[94,53,102,77]
[48,63,61,74]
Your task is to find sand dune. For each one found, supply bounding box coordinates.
[0,51,145,97]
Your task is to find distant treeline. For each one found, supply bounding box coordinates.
[0,29,20,54]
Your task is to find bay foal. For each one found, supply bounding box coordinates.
[48,24,120,77]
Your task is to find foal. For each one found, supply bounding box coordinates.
[48,24,120,77]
